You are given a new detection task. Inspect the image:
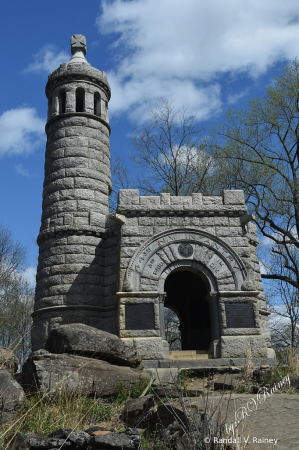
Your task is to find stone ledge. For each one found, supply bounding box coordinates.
[116,291,159,297]
[118,206,247,215]
[219,291,259,297]
[32,304,117,318]
[46,112,111,135]
[142,357,277,369]
[37,225,118,244]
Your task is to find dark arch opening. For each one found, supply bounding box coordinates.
[58,89,66,115]
[76,88,85,113]
[164,270,211,351]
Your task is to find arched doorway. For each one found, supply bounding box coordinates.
[164,270,211,351]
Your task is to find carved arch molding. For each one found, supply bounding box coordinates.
[123,228,247,293]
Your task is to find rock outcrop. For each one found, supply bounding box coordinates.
[122,395,156,428]
[22,350,149,398]
[45,324,141,368]
[0,369,25,424]
[6,428,142,450]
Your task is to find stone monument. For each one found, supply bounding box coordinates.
[32,35,275,367]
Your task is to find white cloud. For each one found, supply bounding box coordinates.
[23,45,69,74]
[227,89,250,105]
[0,107,45,157]
[96,0,299,121]
[23,267,36,287]
[15,164,30,177]
[259,259,269,275]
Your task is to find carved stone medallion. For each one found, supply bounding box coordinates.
[178,243,193,257]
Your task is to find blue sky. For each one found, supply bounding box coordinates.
[1,0,299,285]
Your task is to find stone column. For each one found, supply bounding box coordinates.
[207,292,221,358]
[207,292,221,339]
[159,293,166,339]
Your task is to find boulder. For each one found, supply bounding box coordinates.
[0,370,25,424]
[89,428,142,450]
[6,431,43,450]
[290,377,299,390]
[45,324,141,368]
[25,429,142,450]
[122,395,156,427]
[151,421,187,450]
[212,373,241,390]
[0,347,18,374]
[147,403,188,435]
[22,350,149,398]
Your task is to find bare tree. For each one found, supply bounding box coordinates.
[113,99,236,199]
[213,59,299,292]
[164,307,182,351]
[0,223,27,286]
[0,224,34,366]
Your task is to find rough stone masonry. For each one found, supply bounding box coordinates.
[32,34,276,367]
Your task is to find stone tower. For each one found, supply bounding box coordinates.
[32,35,118,350]
[32,34,275,367]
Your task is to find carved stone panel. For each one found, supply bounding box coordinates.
[123,228,247,292]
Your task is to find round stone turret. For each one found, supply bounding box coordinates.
[32,35,117,351]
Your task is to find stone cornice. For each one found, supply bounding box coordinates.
[37,225,118,245]
[45,112,111,135]
[46,63,111,100]
[32,304,116,318]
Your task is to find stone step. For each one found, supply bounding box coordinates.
[169,350,213,360]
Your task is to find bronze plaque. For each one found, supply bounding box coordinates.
[225,303,255,328]
[178,243,193,257]
[125,304,155,330]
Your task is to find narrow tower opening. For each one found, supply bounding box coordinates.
[94,92,101,116]
[76,88,85,112]
[58,89,66,115]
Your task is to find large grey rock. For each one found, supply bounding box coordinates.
[22,351,149,398]
[7,431,43,450]
[158,394,299,450]
[212,373,241,390]
[0,347,18,374]
[45,324,141,368]
[122,395,156,427]
[89,428,142,449]
[15,428,142,450]
[0,370,25,424]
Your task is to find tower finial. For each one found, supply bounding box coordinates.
[69,35,87,64]
[71,34,87,55]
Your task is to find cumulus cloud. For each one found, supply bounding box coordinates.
[23,45,69,74]
[23,267,36,287]
[0,107,45,157]
[15,164,30,177]
[96,0,299,121]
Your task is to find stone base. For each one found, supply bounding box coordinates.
[220,335,270,358]
[141,357,277,369]
[121,337,169,360]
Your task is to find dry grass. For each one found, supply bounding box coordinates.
[287,346,299,376]
[0,387,126,449]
